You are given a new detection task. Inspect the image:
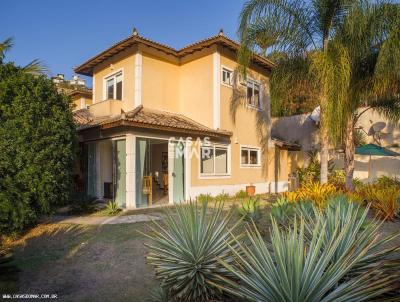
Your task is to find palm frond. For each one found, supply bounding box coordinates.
[22,59,49,76]
[0,37,13,62]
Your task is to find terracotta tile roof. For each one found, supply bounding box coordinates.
[74,105,232,138]
[74,33,275,76]
[73,108,93,125]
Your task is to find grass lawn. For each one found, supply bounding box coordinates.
[2,222,156,301]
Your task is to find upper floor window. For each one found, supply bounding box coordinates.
[241,146,260,167]
[105,72,122,100]
[200,144,229,176]
[247,80,261,109]
[222,67,233,86]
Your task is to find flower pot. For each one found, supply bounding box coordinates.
[246,185,255,197]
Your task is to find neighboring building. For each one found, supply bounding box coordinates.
[272,109,400,182]
[52,74,93,110]
[73,29,291,209]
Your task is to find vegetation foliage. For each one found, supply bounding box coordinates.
[0,62,76,235]
[147,198,400,302]
[144,201,241,302]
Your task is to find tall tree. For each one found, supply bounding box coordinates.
[237,0,355,184]
[0,40,75,235]
[328,1,400,190]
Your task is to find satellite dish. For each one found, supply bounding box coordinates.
[368,122,386,136]
[310,106,320,123]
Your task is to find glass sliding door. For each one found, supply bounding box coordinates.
[135,138,151,207]
[113,139,126,208]
[86,142,97,198]
[172,141,185,203]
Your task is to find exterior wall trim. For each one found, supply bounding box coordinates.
[240,144,262,168]
[213,51,221,129]
[102,68,124,101]
[188,181,288,198]
[134,52,142,107]
[198,143,231,179]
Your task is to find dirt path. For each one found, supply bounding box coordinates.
[49,214,161,225]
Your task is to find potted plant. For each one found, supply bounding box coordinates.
[246,183,255,196]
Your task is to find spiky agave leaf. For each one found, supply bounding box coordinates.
[144,201,243,302]
[216,199,399,301]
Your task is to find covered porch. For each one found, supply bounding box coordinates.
[74,105,231,209]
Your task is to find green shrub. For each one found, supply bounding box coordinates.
[238,197,261,222]
[214,192,230,202]
[197,193,212,203]
[219,198,400,301]
[0,63,76,235]
[374,175,400,188]
[145,201,241,302]
[70,193,96,214]
[106,200,120,216]
[357,184,400,220]
[234,190,248,199]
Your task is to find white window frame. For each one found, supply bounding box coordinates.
[199,143,231,178]
[221,66,234,87]
[103,69,123,101]
[240,145,261,168]
[246,79,262,110]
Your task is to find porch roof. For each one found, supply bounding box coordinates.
[271,136,302,151]
[74,105,232,138]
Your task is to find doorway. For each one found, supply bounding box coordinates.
[136,137,172,208]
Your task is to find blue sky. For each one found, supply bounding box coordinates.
[1,0,244,85]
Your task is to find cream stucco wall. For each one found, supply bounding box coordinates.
[187,49,279,192]
[141,54,180,112]
[88,43,285,196]
[92,45,137,112]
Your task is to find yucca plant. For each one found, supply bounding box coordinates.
[144,201,242,302]
[217,198,400,301]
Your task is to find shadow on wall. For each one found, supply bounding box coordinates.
[271,114,319,151]
[333,151,400,182]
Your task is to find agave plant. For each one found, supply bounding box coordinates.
[238,197,261,222]
[145,201,242,302]
[106,200,120,216]
[217,197,400,301]
[270,197,295,226]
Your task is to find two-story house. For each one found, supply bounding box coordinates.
[73,29,291,209]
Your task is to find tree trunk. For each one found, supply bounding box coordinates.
[320,37,330,185]
[344,116,355,191]
[320,128,329,184]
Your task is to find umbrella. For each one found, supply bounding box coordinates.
[355,143,400,180]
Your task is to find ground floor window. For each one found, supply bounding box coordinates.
[200,144,229,175]
[241,146,260,167]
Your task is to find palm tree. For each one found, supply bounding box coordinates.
[328,1,400,190]
[0,37,47,75]
[237,0,356,184]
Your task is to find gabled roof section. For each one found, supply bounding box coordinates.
[74,32,276,76]
[74,105,232,138]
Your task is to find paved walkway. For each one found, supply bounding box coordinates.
[50,214,161,225]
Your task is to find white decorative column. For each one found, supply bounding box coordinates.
[134,52,142,107]
[212,51,221,129]
[126,134,136,209]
